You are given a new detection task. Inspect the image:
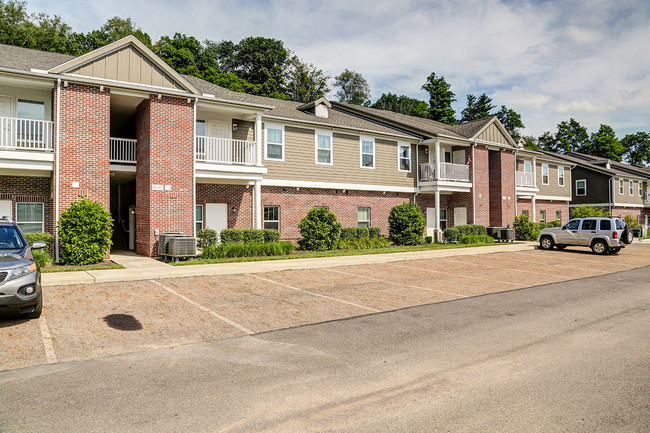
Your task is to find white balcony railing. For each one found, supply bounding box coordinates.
[516,171,535,187]
[109,138,137,163]
[195,136,257,165]
[420,162,470,182]
[0,116,53,151]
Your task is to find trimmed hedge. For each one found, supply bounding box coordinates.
[513,215,560,240]
[388,202,425,245]
[201,241,294,259]
[443,224,487,243]
[368,226,380,238]
[23,232,55,249]
[460,235,495,244]
[196,229,218,248]
[58,198,113,265]
[298,207,341,251]
[340,226,380,240]
[220,229,280,244]
[337,237,390,250]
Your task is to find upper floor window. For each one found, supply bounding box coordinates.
[315,130,332,165]
[360,137,374,168]
[576,179,587,196]
[640,182,644,197]
[524,160,532,173]
[17,100,44,120]
[619,178,624,195]
[558,166,565,187]
[399,143,411,172]
[265,124,284,161]
[195,120,206,136]
[630,180,634,196]
[542,164,549,185]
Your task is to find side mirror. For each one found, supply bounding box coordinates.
[31,241,46,249]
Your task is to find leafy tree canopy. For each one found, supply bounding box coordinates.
[589,124,624,162]
[332,68,371,105]
[371,93,429,118]
[496,105,524,139]
[460,93,495,122]
[421,72,456,124]
[284,53,329,103]
[622,132,650,166]
[537,118,589,153]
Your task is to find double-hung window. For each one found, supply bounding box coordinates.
[360,137,374,168]
[265,124,284,161]
[558,166,565,187]
[357,207,370,228]
[263,206,280,231]
[539,210,546,223]
[630,180,634,196]
[16,202,44,233]
[576,179,587,196]
[541,164,549,185]
[315,130,332,165]
[640,182,644,197]
[398,143,411,172]
[439,209,448,230]
[195,205,203,234]
[555,211,562,223]
[619,178,624,195]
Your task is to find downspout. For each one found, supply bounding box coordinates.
[413,142,420,204]
[513,149,518,218]
[54,78,61,263]
[609,176,614,216]
[471,143,476,224]
[193,97,198,237]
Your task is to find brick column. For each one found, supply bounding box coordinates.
[135,95,194,256]
[472,145,490,226]
[488,149,516,227]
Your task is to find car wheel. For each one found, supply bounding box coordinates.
[23,296,42,319]
[625,229,634,244]
[610,247,621,254]
[556,245,567,250]
[591,240,608,255]
[540,236,554,250]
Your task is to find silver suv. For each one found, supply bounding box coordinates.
[0,217,46,319]
[539,217,633,255]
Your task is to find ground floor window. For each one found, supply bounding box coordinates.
[522,209,529,218]
[539,210,546,223]
[440,209,448,230]
[195,205,203,234]
[264,206,280,231]
[16,202,43,233]
[357,207,370,228]
[555,210,562,223]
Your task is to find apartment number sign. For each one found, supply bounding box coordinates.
[152,184,164,191]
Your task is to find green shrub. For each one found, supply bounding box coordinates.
[58,198,113,265]
[623,214,641,228]
[460,235,495,244]
[340,227,358,240]
[425,236,433,244]
[263,229,280,243]
[443,227,461,243]
[570,205,609,218]
[196,229,218,248]
[388,202,425,245]
[201,241,294,259]
[298,207,342,251]
[241,228,265,244]
[513,214,536,240]
[220,229,277,244]
[220,229,242,244]
[23,232,55,249]
[457,224,488,237]
[368,227,380,238]
[32,249,52,267]
[356,227,370,238]
[337,237,390,250]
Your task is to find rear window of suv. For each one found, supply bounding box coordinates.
[0,226,26,249]
[615,220,626,230]
[600,220,611,231]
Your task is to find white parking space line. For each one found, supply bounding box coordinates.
[327,268,468,298]
[392,263,523,286]
[249,274,379,312]
[150,280,254,335]
[38,315,57,364]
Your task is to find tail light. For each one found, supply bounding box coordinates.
[613,231,618,239]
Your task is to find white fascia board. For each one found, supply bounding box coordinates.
[195,170,264,182]
[109,164,137,173]
[418,181,473,192]
[261,178,417,193]
[0,152,53,172]
[516,186,540,193]
[535,195,572,201]
[195,162,267,175]
[608,202,645,208]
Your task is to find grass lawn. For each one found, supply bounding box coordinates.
[40,262,124,273]
[171,241,513,266]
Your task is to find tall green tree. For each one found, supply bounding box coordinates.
[553,118,589,153]
[332,69,371,105]
[70,16,151,55]
[537,131,557,152]
[460,93,495,122]
[496,105,524,139]
[284,53,329,102]
[154,33,207,77]
[371,93,429,118]
[421,72,456,124]
[229,36,288,98]
[0,0,33,47]
[520,135,540,150]
[622,132,650,166]
[589,124,624,161]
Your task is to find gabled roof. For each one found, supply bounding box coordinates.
[0,44,74,71]
[48,36,200,94]
[566,152,650,178]
[542,151,648,178]
[297,97,331,111]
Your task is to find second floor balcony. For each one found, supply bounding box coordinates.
[516,171,535,187]
[195,136,257,166]
[420,162,470,182]
[0,116,53,152]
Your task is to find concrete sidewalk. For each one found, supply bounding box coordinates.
[41,243,537,287]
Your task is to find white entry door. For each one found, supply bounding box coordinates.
[452,150,465,165]
[205,203,228,239]
[426,207,436,237]
[0,96,12,148]
[0,200,12,220]
[454,207,467,226]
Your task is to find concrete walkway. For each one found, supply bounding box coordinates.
[41,243,537,287]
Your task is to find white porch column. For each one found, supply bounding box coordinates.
[254,180,262,229]
[532,156,537,186]
[435,188,441,242]
[434,139,441,180]
[255,114,263,166]
[532,196,537,222]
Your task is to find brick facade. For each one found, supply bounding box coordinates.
[517,199,569,225]
[472,145,490,226]
[0,175,54,233]
[135,95,194,256]
[196,183,254,230]
[416,192,473,228]
[488,149,516,227]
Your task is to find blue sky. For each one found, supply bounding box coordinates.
[27,0,650,138]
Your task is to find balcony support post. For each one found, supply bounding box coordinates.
[255,114,263,166]
[434,140,441,181]
[532,196,537,222]
[435,188,441,242]
[254,180,262,229]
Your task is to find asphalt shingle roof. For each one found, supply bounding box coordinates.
[542,151,649,178]
[0,44,74,71]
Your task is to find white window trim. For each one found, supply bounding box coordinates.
[359,136,375,169]
[314,129,333,166]
[357,207,371,227]
[555,211,562,223]
[619,178,624,195]
[440,209,448,229]
[398,142,411,173]
[195,204,204,233]
[576,179,587,196]
[539,210,546,223]
[630,180,634,196]
[16,202,44,233]
[524,160,533,173]
[558,166,565,187]
[541,163,549,185]
[264,122,285,162]
[640,182,644,197]
[263,205,280,232]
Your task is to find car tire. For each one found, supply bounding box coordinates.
[622,229,633,244]
[23,295,42,319]
[556,245,567,250]
[591,240,608,255]
[540,236,554,250]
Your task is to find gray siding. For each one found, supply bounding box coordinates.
[571,167,610,204]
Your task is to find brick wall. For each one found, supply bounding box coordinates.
[196,183,254,229]
[488,149,516,227]
[416,192,473,227]
[52,84,110,213]
[473,145,490,226]
[518,199,569,224]
[0,176,54,233]
[135,95,194,256]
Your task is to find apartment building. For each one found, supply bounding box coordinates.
[545,152,650,226]
[0,36,569,257]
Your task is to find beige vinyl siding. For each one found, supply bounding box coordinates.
[516,160,524,171]
[232,120,254,141]
[476,123,509,145]
[263,125,416,187]
[69,46,181,90]
[615,178,644,205]
[536,163,570,197]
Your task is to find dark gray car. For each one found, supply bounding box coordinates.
[0,217,45,319]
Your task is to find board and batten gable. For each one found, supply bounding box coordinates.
[262,123,417,188]
[536,162,571,198]
[476,123,510,146]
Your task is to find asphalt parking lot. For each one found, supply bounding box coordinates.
[2,244,650,372]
